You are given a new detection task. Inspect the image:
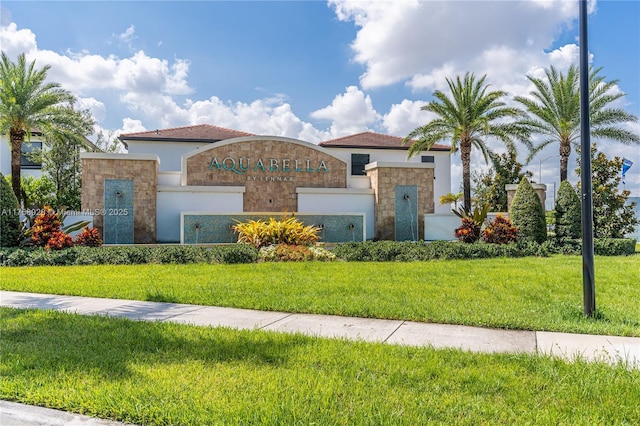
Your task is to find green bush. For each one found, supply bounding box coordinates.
[217,244,259,264]
[594,238,636,256]
[555,180,581,240]
[510,177,547,243]
[0,172,21,247]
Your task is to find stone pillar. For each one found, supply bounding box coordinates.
[505,183,547,212]
[366,162,435,240]
[81,153,159,243]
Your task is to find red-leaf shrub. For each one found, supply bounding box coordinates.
[74,227,103,247]
[482,214,518,244]
[31,206,63,247]
[454,218,481,243]
[45,231,73,250]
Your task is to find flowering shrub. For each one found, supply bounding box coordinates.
[45,231,73,251]
[482,214,518,244]
[454,218,481,243]
[74,227,103,247]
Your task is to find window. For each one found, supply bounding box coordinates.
[351,153,370,176]
[21,141,42,169]
[421,155,434,163]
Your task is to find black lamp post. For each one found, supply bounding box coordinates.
[579,0,595,316]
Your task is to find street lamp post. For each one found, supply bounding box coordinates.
[538,155,559,184]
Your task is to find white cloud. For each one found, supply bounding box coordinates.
[311,86,381,138]
[0,22,37,57]
[117,25,136,44]
[382,99,429,137]
[330,0,578,91]
[77,97,107,123]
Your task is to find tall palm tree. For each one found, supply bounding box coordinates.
[515,64,639,182]
[0,52,94,203]
[404,72,528,213]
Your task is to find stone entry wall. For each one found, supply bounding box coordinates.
[185,137,347,212]
[366,162,435,240]
[81,154,158,243]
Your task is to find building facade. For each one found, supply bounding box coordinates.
[81,124,452,244]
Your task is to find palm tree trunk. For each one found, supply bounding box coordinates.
[10,129,25,205]
[461,142,472,213]
[559,140,571,181]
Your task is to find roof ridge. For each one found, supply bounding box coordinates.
[120,124,254,138]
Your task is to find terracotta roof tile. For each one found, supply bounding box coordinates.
[319,132,450,151]
[119,124,254,142]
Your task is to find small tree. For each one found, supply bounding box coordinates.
[554,180,581,240]
[472,152,532,212]
[576,145,639,238]
[510,177,547,243]
[0,172,21,247]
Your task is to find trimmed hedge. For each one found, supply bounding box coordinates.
[331,239,636,261]
[0,244,258,267]
[0,239,635,266]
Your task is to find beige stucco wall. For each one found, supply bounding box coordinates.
[185,138,347,212]
[81,155,158,243]
[366,163,435,240]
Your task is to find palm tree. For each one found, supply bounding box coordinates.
[515,64,639,182]
[404,72,528,213]
[0,52,94,204]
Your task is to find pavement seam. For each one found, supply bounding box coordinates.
[258,312,295,329]
[383,320,406,343]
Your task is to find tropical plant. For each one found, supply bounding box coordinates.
[403,72,528,213]
[452,203,489,227]
[30,206,64,247]
[233,215,321,248]
[515,65,639,182]
[0,172,21,247]
[554,180,581,240]
[454,218,481,243]
[481,214,518,244]
[510,177,547,243]
[439,192,463,209]
[0,52,95,204]
[576,145,638,238]
[74,227,103,247]
[23,205,89,247]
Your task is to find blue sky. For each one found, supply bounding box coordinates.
[1,0,639,196]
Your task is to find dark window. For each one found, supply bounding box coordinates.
[351,153,370,176]
[421,155,434,163]
[21,141,42,169]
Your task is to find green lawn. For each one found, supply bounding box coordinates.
[2,255,639,336]
[1,308,638,425]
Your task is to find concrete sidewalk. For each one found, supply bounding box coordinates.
[2,290,639,425]
[2,290,638,366]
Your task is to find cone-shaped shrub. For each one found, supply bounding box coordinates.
[555,180,581,240]
[0,173,21,247]
[510,177,547,243]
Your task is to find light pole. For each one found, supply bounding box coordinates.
[538,154,559,184]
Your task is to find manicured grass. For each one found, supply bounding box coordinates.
[2,256,639,336]
[1,308,638,425]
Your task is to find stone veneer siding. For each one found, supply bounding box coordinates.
[185,139,347,212]
[81,155,158,243]
[366,163,435,240]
